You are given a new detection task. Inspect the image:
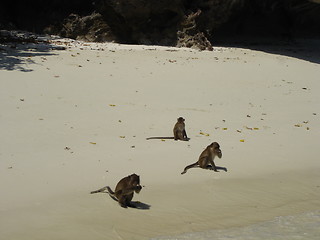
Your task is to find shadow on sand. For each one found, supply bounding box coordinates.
[107,193,151,210]
[0,31,65,72]
[216,38,320,64]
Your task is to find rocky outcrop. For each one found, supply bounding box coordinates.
[1,0,320,49]
[176,10,213,51]
[50,13,117,42]
[96,0,186,46]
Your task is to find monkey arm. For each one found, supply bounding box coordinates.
[209,158,218,171]
[116,186,142,195]
[183,130,188,139]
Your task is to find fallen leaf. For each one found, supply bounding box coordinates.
[222,128,228,130]
[119,136,125,138]
[240,139,245,142]
[294,124,302,127]
[253,127,259,130]
[109,104,116,107]
[89,142,97,144]
[200,132,210,136]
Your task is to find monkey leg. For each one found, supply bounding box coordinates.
[174,131,185,141]
[183,130,188,140]
[208,160,218,171]
[181,162,199,174]
[206,165,218,171]
[118,196,129,208]
[125,193,137,208]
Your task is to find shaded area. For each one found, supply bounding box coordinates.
[0,31,63,71]
[1,0,320,51]
[217,39,320,64]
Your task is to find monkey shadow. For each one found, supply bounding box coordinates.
[215,166,228,172]
[205,166,228,172]
[131,201,151,210]
[108,194,151,210]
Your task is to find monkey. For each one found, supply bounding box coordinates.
[181,142,224,174]
[173,117,189,141]
[105,174,142,208]
[146,117,189,141]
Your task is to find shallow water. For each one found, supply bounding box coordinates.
[152,210,320,240]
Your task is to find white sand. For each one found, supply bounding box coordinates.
[1,39,319,240]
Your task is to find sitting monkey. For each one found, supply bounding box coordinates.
[173,117,189,141]
[146,117,189,141]
[181,142,225,174]
[91,173,142,208]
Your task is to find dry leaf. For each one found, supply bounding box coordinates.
[240,139,245,142]
[109,104,116,107]
[89,142,97,144]
[119,136,125,138]
[200,132,210,136]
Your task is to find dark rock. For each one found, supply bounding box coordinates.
[96,0,186,45]
[0,0,319,49]
[176,10,213,50]
[54,13,117,42]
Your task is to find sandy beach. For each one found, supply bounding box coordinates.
[1,38,319,240]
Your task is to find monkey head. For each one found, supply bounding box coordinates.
[177,117,185,123]
[129,173,142,193]
[210,142,222,158]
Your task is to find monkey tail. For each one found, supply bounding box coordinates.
[106,186,115,195]
[181,163,198,174]
[90,186,108,194]
[146,137,175,140]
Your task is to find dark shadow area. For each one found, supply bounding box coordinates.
[215,166,228,172]
[107,193,150,210]
[130,201,151,210]
[203,165,228,172]
[91,190,150,210]
[0,31,65,71]
[215,38,320,65]
[0,44,55,72]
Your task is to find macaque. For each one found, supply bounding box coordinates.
[146,117,189,141]
[181,142,223,174]
[173,117,188,141]
[91,173,142,208]
[106,174,142,208]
